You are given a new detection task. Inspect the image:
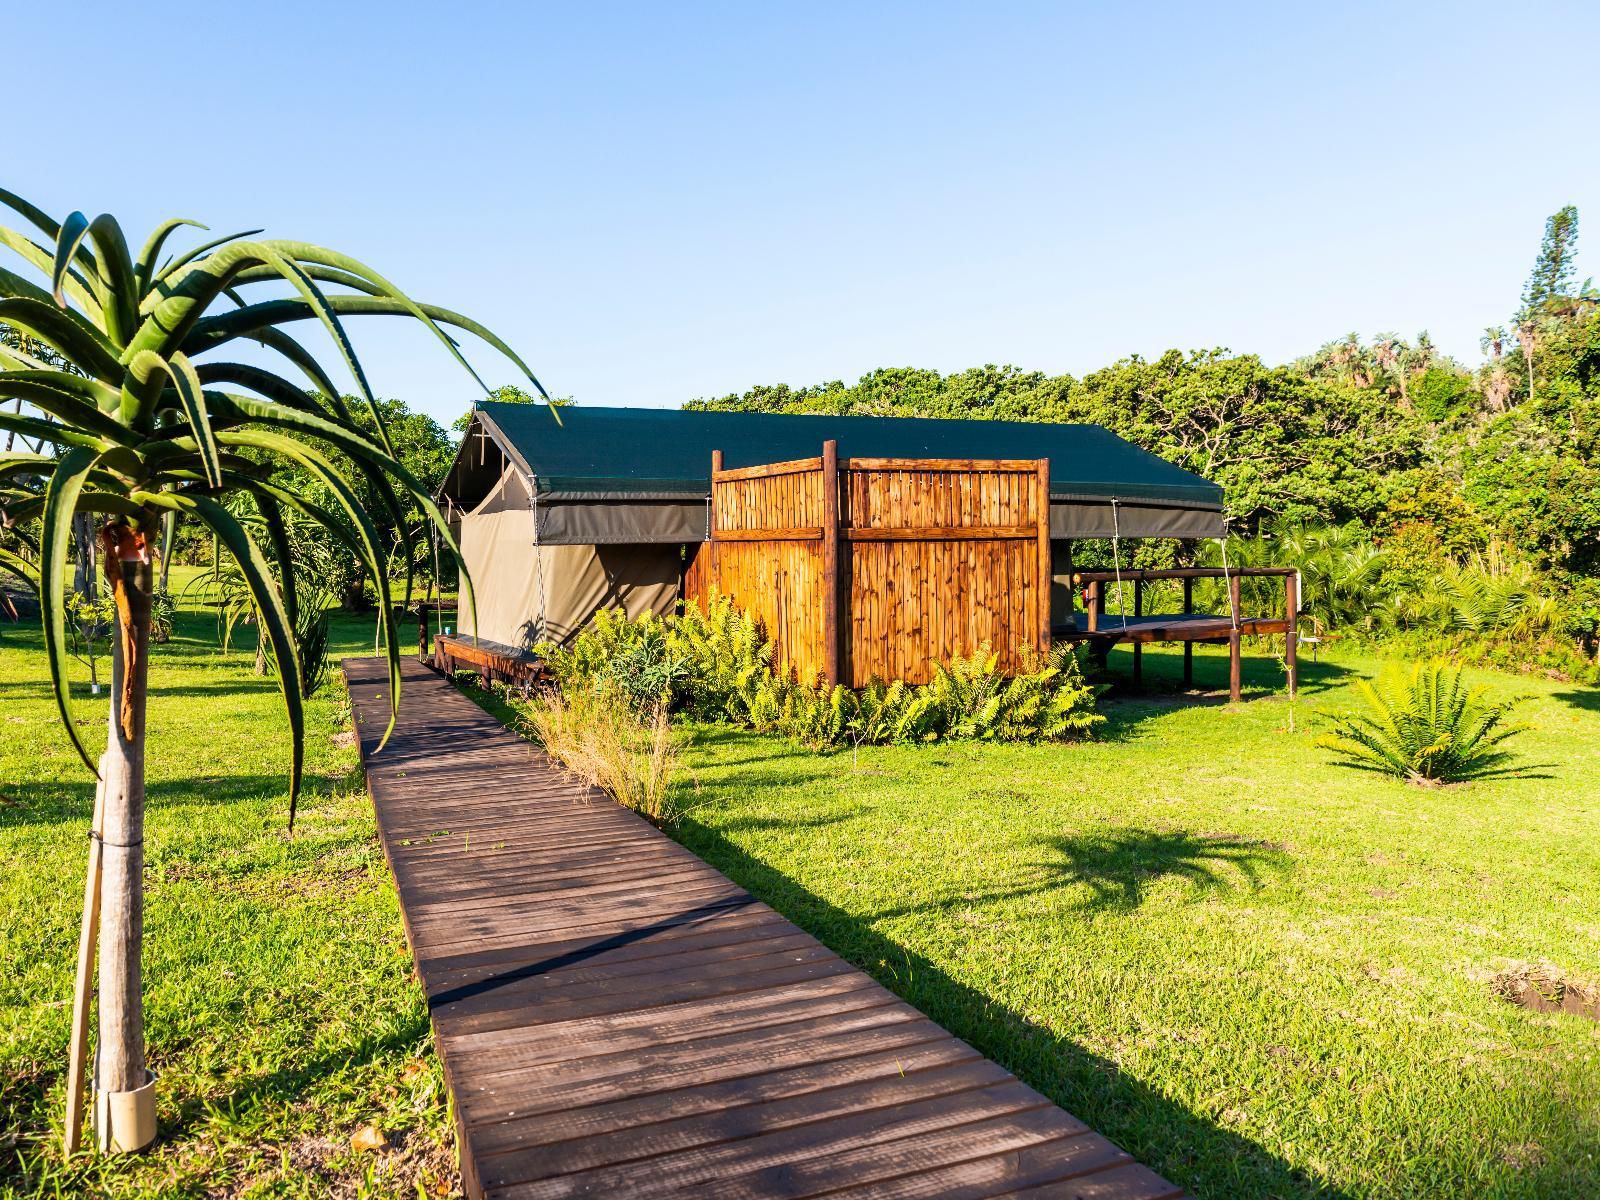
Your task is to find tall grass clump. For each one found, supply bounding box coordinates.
[518,686,686,826]
[1316,660,1531,784]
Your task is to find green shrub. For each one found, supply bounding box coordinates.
[1316,661,1530,784]
[262,585,336,698]
[541,608,692,711]
[541,593,1104,750]
[150,589,177,645]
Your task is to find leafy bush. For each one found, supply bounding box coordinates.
[1316,661,1530,784]
[542,608,693,711]
[516,686,685,826]
[261,585,336,698]
[921,646,1104,741]
[539,592,1104,750]
[150,589,177,645]
[64,590,115,694]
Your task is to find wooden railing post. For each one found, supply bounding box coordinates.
[1284,570,1298,699]
[1228,573,1243,702]
[821,440,841,687]
[1086,580,1102,633]
[1132,577,1143,686]
[1036,459,1052,657]
[1182,575,1194,687]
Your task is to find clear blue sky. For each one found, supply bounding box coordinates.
[14,1,1600,427]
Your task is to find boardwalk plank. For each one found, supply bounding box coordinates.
[343,657,1179,1200]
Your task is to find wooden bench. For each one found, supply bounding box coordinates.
[432,633,547,689]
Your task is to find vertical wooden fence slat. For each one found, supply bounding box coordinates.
[1036,459,1051,658]
[821,440,840,686]
[691,454,1053,687]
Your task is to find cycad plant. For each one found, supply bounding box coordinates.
[1317,661,1530,784]
[0,189,550,1152]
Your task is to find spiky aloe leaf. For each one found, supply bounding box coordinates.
[133,218,206,296]
[128,350,219,484]
[0,375,126,442]
[144,228,264,298]
[216,428,403,748]
[0,224,101,316]
[40,446,104,773]
[0,544,38,592]
[145,491,305,822]
[0,297,121,381]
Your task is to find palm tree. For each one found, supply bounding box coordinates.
[0,189,550,1153]
[1515,319,1538,404]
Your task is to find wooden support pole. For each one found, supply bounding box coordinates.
[708,449,722,585]
[1228,573,1243,702]
[63,782,106,1155]
[1086,581,1102,633]
[1132,577,1143,686]
[1182,576,1194,687]
[1036,459,1052,657]
[820,440,841,687]
[1062,540,1075,626]
[1284,570,1299,699]
[417,606,429,659]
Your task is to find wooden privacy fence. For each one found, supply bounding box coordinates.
[684,441,1052,687]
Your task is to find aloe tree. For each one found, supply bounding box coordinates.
[0,189,549,1149]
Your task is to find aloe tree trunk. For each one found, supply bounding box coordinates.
[96,526,154,1106]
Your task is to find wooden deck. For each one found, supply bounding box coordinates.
[343,656,1182,1199]
[1055,613,1289,645]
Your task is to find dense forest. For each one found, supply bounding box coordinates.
[687,207,1600,674]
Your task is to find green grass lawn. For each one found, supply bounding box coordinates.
[0,572,455,1199]
[5,577,1598,1199]
[672,645,1600,1200]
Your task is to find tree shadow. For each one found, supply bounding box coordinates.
[1094,647,1354,697]
[1550,688,1600,714]
[0,766,359,833]
[671,815,1348,1199]
[1033,828,1293,912]
[851,826,1295,925]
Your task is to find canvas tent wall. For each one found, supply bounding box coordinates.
[455,466,680,648]
[440,402,1229,649]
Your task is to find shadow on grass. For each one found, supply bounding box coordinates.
[672,815,1346,1199]
[1036,828,1292,912]
[854,828,1294,925]
[0,766,358,833]
[1550,687,1600,714]
[0,1010,433,1191]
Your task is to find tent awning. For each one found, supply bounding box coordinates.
[443,403,1226,542]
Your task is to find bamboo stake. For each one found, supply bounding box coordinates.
[64,773,107,1155]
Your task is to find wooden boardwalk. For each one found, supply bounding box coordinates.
[344,657,1181,1200]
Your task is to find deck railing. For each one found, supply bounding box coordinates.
[1066,566,1298,700]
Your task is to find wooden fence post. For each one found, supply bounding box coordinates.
[821,441,841,686]
[708,450,722,587]
[1036,459,1052,657]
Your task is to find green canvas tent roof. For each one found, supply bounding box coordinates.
[455,403,1223,507]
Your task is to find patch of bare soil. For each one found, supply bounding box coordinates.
[1493,966,1600,1021]
[216,1125,460,1199]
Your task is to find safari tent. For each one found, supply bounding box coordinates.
[439,402,1226,657]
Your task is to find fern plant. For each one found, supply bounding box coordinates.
[1317,661,1530,784]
